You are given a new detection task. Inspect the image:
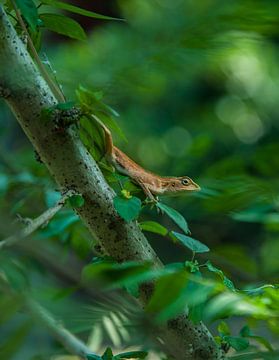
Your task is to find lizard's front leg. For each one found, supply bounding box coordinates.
[137,180,157,202]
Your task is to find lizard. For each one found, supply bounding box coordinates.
[92,115,201,201]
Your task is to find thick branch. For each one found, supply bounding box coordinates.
[0,190,75,250]
[0,7,223,360]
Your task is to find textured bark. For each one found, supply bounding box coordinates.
[0,6,223,360]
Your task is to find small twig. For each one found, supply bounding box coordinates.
[0,190,76,250]
[10,0,65,103]
[24,297,92,359]
[0,277,92,359]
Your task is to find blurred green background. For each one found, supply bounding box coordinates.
[0,0,279,358]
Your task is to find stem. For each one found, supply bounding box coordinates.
[11,0,65,103]
[24,297,92,359]
[0,190,75,250]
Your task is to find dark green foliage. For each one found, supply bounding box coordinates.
[1,0,279,358]
[41,0,122,21]
[14,0,38,31]
[40,13,87,40]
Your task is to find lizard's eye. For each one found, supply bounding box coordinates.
[181,178,190,186]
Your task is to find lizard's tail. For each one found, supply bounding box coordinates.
[90,114,113,156]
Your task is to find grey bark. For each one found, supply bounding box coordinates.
[0,6,223,360]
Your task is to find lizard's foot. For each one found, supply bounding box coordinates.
[143,196,159,207]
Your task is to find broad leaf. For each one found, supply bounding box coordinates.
[171,231,210,253]
[139,221,168,236]
[113,195,141,222]
[115,350,148,359]
[82,260,155,289]
[240,325,273,351]
[205,261,235,290]
[14,0,38,31]
[156,202,190,234]
[229,351,279,360]
[86,354,102,360]
[223,336,249,351]
[102,347,114,360]
[40,13,86,40]
[42,0,123,21]
[146,269,213,322]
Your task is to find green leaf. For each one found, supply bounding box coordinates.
[205,261,235,290]
[146,269,213,322]
[146,270,189,316]
[82,260,155,289]
[185,260,200,273]
[114,351,148,359]
[239,325,251,337]
[102,347,114,360]
[139,221,168,236]
[229,351,279,360]
[223,336,249,351]
[218,321,231,336]
[40,13,86,40]
[68,194,85,208]
[156,202,190,234]
[86,354,102,360]
[171,231,210,253]
[247,336,274,352]
[41,0,123,21]
[113,195,141,222]
[76,86,127,142]
[239,326,273,351]
[14,0,38,31]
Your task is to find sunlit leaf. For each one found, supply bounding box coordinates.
[218,321,231,336]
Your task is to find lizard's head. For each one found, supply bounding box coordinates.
[163,176,200,194]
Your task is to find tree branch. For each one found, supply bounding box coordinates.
[24,297,92,359]
[0,6,223,359]
[0,278,92,359]
[0,190,75,250]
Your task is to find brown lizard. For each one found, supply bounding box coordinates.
[92,116,200,201]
